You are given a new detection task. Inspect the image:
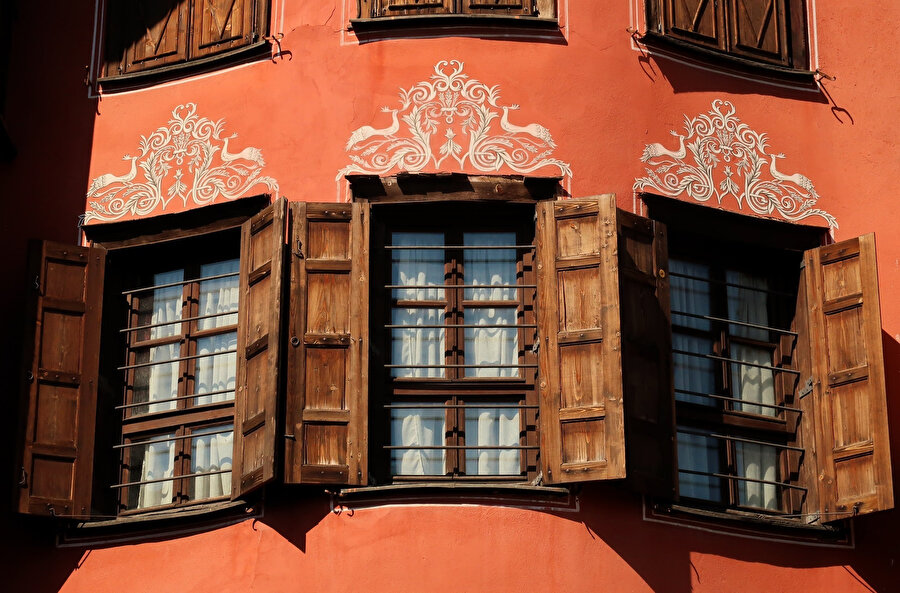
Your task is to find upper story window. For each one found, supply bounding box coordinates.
[646,0,810,71]
[101,0,269,79]
[354,0,557,23]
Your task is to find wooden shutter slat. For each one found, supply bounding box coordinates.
[285,202,369,486]
[537,196,625,484]
[616,209,675,498]
[122,0,191,74]
[663,0,725,50]
[728,0,790,66]
[373,0,454,17]
[461,1,533,17]
[804,234,893,520]
[191,0,257,59]
[17,241,105,516]
[232,198,287,498]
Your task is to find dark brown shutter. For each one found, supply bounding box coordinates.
[461,1,533,17]
[617,209,675,498]
[232,198,287,498]
[728,0,790,66]
[536,196,625,484]
[17,242,105,516]
[191,0,258,60]
[116,0,191,75]
[802,234,893,521]
[372,0,454,17]
[285,202,369,485]
[663,0,725,51]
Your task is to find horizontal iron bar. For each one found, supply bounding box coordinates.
[668,271,794,298]
[113,429,233,450]
[384,404,539,409]
[117,348,237,371]
[111,468,232,490]
[386,245,534,250]
[383,445,538,450]
[386,324,535,329]
[385,364,537,368]
[120,310,238,334]
[677,468,808,492]
[674,388,802,414]
[115,388,235,411]
[671,310,797,336]
[386,284,536,289]
[673,349,801,375]
[122,271,239,296]
[677,427,805,452]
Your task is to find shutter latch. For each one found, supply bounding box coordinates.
[294,239,304,259]
[18,466,27,488]
[798,377,814,399]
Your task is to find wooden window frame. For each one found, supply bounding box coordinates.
[370,202,540,483]
[353,0,558,29]
[100,0,270,82]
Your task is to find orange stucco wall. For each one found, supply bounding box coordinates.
[2,2,900,591]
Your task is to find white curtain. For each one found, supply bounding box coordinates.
[190,426,234,500]
[195,260,239,405]
[464,233,518,378]
[391,232,445,378]
[736,442,778,510]
[139,269,183,414]
[465,406,520,475]
[391,407,445,475]
[135,435,175,509]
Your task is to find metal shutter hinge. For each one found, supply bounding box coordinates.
[798,377,814,399]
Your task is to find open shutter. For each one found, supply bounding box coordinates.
[285,202,369,485]
[728,0,791,66]
[461,1,533,17]
[617,209,675,498]
[191,0,259,60]
[803,234,893,520]
[232,198,286,498]
[536,196,625,484]
[663,0,726,51]
[17,242,105,516]
[109,0,191,75]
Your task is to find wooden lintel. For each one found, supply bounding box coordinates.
[346,173,562,203]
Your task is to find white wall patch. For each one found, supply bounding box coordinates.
[83,103,279,224]
[633,100,836,228]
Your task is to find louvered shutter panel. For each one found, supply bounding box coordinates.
[119,0,191,74]
[728,0,790,66]
[536,196,626,484]
[663,0,725,51]
[803,234,893,520]
[373,0,454,17]
[617,209,675,498]
[461,1,533,17]
[17,242,105,516]
[191,0,258,60]
[285,202,369,485]
[232,198,287,497]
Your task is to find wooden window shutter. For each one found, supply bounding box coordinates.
[284,202,369,485]
[461,1,534,17]
[616,209,675,498]
[191,0,258,60]
[117,0,191,75]
[728,0,790,66]
[663,0,726,51]
[17,242,105,516]
[802,234,894,520]
[372,0,454,17]
[536,196,625,484]
[232,198,287,498]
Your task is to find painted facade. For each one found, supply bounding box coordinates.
[2,2,899,592]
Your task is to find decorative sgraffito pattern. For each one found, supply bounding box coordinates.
[337,60,572,180]
[83,103,279,224]
[633,100,837,228]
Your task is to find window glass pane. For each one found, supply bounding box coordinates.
[735,441,779,510]
[391,406,446,475]
[187,424,234,502]
[464,404,520,475]
[136,269,184,342]
[677,429,723,503]
[463,232,516,301]
[673,334,716,406]
[464,308,518,377]
[391,232,445,301]
[194,333,237,405]
[125,433,176,510]
[198,259,240,330]
[391,308,445,378]
[670,259,711,332]
[132,343,180,414]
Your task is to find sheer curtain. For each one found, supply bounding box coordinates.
[195,259,239,406]
[136,269,183,415]
[133,434,175,509]
[466,406,520,475]
[726,270,778,510]
[191,425,234,500]
[391,407,445,475]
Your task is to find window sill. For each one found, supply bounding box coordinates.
[638,32,818,88]
[337,482,577,510]
[97,41,271,94]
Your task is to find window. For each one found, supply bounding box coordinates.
[646,0,810,70]
[101,0,269,78]
[371,203,539,481]
[355,0,556,21]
